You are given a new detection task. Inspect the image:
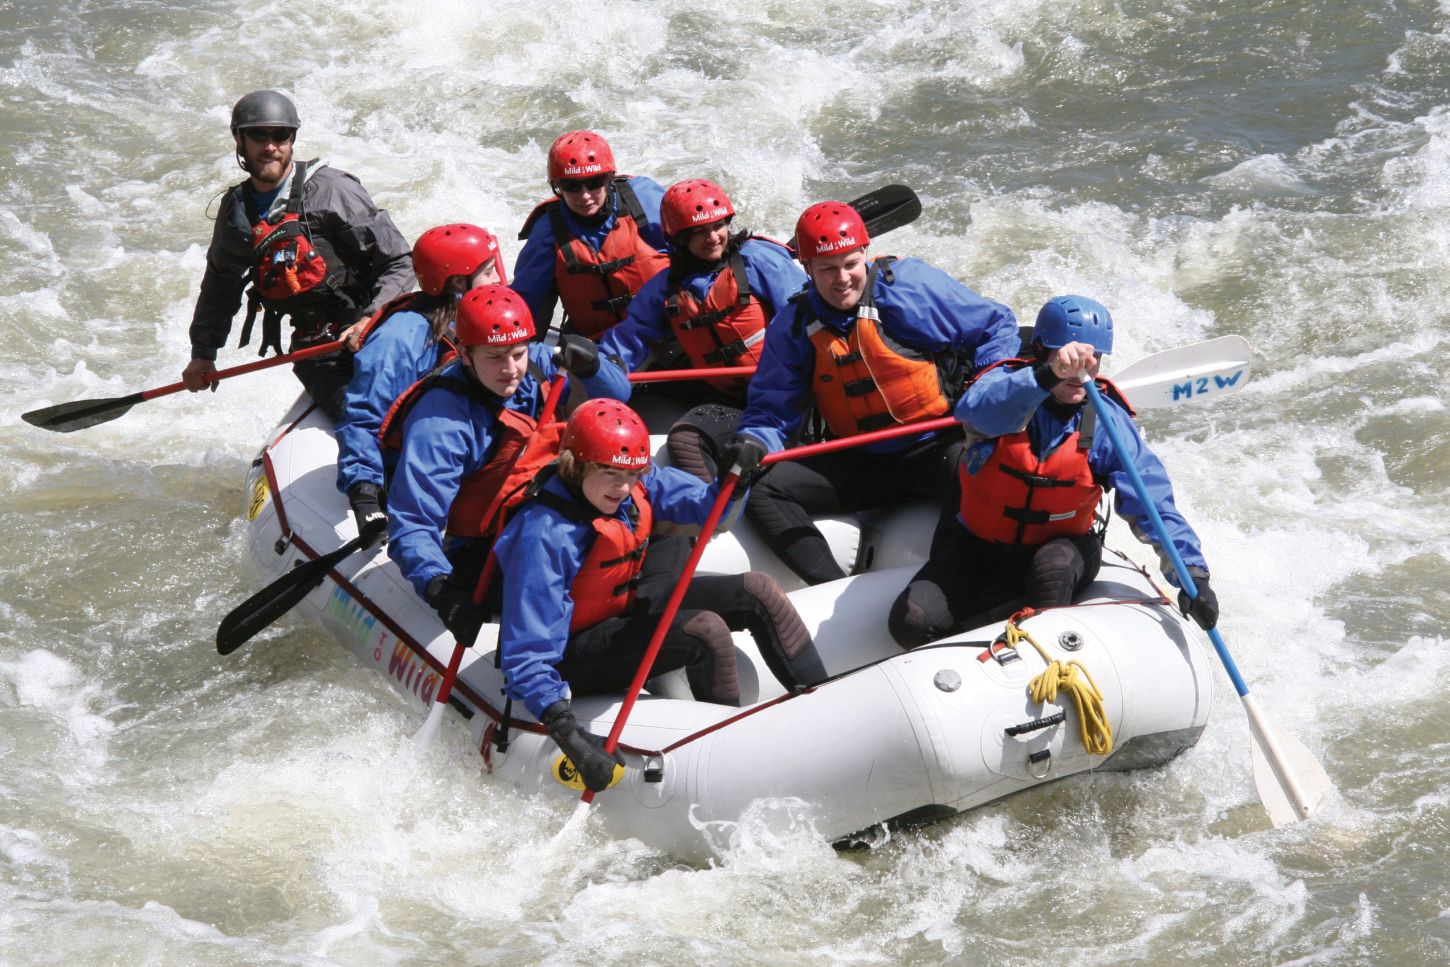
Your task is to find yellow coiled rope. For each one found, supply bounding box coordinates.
[1003,617,1114,757]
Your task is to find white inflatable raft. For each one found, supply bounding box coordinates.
[238,395,1214,863]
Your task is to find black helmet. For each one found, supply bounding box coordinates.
[229,90,300,134]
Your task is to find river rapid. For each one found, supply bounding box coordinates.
[3,1,1450,964]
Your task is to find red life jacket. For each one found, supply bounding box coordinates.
[663,242,779,394]
[802,257,954,437]
[379,364,560,540]
[519,178,669,339]
[958,361,1132,545]
[239,160,359,355]
[534,482,654,632]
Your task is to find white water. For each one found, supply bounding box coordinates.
[4,0,1450,963]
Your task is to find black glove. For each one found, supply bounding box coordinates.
[347,482,388,549]
[555,333,600,378]
[717,432,766,493]
[1177,566,1219,630]
[540,700,624,792]
[424,574,484,645]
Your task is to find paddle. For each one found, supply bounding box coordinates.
[850,184,922,238]
[628,365,755,384]
[1081,377,1332,827]
[22,339,346,433]
[216,535,366,655]
[1107,334,1251,408]
[411,373,571,748]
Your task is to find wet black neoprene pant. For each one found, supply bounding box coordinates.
[743,431,966,585]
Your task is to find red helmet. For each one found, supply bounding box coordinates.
[412,224,506,296]
[561,399,651,470]
[547,130,616,183]
[794,201,869,260]
[455,285,535,347]
[660,178,736,237]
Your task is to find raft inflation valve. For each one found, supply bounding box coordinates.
[643,756,665,783]
[934,669,962,693]
[1058,630,1084,651]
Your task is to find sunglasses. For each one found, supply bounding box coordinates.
[556,175,611,193]
[242,127,295,145]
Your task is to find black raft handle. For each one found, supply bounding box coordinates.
[1004,710,1067,737]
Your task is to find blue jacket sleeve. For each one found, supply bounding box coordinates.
[597,270,672,372]
[385,387,493,596]
[511,213,560,334]
[735,299,814,452]
[1089,398,1208,580]
[530,342,630,403]
[955,363,1049,437]
[335,312,437,493]
[741,238,808,317]
[493,500,588,718]
[644,465,720,525]
[876,259,1019,371]
[624,175,669,251]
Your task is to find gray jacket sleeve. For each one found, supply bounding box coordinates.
[188,188,253,360]
[306,166,414,317]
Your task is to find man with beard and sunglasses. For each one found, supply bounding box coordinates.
[180,90,413,419]
[512,130,669,341]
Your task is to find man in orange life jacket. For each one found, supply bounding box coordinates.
[511,130,668,340]
[887,296,1218,648]
[180,90,413,419]
[491,400,825,792]
[723,200,1021,585]
[382,286,628,644]
[335,224,508,550]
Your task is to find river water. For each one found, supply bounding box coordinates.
[3,0,1449,963]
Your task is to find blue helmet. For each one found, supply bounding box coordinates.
[1034,296,1114,354]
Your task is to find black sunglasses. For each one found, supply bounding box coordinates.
[242,127,295,145]
[556,175,611,193]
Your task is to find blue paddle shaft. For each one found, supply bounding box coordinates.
[1082,380,1250,698]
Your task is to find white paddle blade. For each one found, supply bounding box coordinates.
[1244,698,1333,827]
[411,700,448,748]
[1112,334,1252,409]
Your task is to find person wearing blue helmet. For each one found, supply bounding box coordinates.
[888,295,1218,648]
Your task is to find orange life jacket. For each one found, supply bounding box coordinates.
[534,482,654,631]
[239,160,359,355]
[803,257,953,437]
[663,245,776,393]
[519,178,669,339]
[378,365,559,540]
[958,362,1131,545]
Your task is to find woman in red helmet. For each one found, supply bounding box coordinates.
[382,285,629,643]
[511,130,669,340]
[596,177,807,479]
[491,399,826,792]
[335,224,508,548]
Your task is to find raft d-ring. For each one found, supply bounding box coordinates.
[989,636,1021,665]
[1027,749,1052,779]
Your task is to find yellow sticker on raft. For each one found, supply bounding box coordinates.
[551,754,625,792]
[247,475,269,521]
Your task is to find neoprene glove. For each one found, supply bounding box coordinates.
[424,574,484,645]
[717,432,767,493]
[1177,566,1219,630]
[555,333,601,378]
[540,700,624,792]
[347,482,388,549]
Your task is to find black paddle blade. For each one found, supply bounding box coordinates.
[850,184,922,237]
[22,393,144,433]
[216,538,365,655]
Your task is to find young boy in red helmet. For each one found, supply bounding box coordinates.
[491,399,826,792]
